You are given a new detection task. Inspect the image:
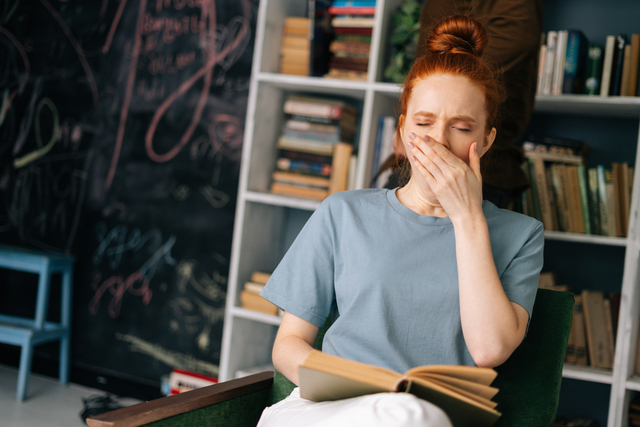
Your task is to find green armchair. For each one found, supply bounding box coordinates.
[87,288,574,427]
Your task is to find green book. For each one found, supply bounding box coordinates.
[576,164,591,235]
[584,44,603,95]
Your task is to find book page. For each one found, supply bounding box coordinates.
[299,366,390,402]
[405,364,497,386]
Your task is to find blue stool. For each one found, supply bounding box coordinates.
[0,244,74,401]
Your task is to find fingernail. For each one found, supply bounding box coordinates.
[409,132,416,140]
[407,140,415,149]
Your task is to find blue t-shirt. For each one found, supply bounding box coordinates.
[261,188,544,373]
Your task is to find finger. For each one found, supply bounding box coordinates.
[469,142,482,184]
[407,133,444,179]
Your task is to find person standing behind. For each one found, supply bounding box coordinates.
[412,0,543,208]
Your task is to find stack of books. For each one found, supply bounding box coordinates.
[537,29,640,96]
[239,271,280,315]
[271,94,358,200]
[515,135,633,237]
[280,17,311,76]
[325,0,376,81]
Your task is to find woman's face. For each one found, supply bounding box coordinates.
[401,73,495,166]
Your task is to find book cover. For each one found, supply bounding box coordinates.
[562,30,588,94]
[277,157,332,177]
[328,142,354,194]
[277,136,335,156]
[270,181,329,200]
[331,0,377,6]
[272,171,330,188]
[600,35,616,96]
[299,350,500,427]
[584,44,603,95]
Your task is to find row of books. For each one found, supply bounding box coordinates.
[270,94,357,201]
[539,272,618,370]
[516,136,633,237]
[239,271,280,316]
[279,1,376,80]
[537,29,640,96]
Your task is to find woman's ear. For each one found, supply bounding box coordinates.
[479,127,496,157]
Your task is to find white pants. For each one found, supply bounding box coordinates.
[257,388,453,427]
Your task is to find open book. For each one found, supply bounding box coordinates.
[299,350,501,427]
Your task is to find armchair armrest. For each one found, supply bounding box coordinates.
[87,371,274,427]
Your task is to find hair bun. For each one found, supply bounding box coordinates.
[426,15,487,57]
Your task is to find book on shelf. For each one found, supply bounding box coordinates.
[600,35,616,96]
[584,44,603,95]
[240,271,279,315]
[371,115,397,188]
[308,0,333,77]
[540,30,558,95]
[562,30,588,94]
[331,0,377,6]
[552,30,567,95]
[628,34,640,96]
[581,290,614,370]
[610,34,628,96]
[299,349,501,427]
[565,294,589,366]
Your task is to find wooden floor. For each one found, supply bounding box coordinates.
[0,363,141,427]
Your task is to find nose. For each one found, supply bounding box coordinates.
[426,124,449,149]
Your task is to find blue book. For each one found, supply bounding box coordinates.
[332,0,377,6]
[562,30,588,94]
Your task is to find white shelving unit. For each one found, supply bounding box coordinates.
[219,1,640,426]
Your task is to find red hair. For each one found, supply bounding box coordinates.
[393,16,505,184]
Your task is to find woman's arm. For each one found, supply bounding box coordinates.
[407,134,529,367]
[272,311,320,385]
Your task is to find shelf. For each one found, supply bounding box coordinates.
[232,306,283,326]
[562,364,614,384]
[257,72,368,98]
[244,190,321,211]
[535,94,640,117]
[544,231,628,247]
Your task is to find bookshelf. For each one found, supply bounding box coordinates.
[220,0,640,426]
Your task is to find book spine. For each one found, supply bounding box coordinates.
[584,44,603,95]
[587,167,601,235]
[284,100,344,118]
[542,31,558,95]
[610,34,628,96]
[277,158,331,177]
[628,34,640,96]
[552,30,567,95]
[531,157,555,230]
[577,164,591,235]
[562,30,586,94]
[328,142,354,194]
[600,35,616,96]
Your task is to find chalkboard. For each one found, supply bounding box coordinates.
[0,0,257,390]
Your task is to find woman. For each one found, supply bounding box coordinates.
[258,15,544,427]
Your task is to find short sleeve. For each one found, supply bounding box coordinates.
[260,199,337,327]
[500,220,544,320]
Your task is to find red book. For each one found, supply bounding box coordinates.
[329,6,376,15]
[333,27,373,35]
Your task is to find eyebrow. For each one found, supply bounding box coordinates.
[413,111,477,123]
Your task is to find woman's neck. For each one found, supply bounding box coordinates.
[395,178,448,217]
